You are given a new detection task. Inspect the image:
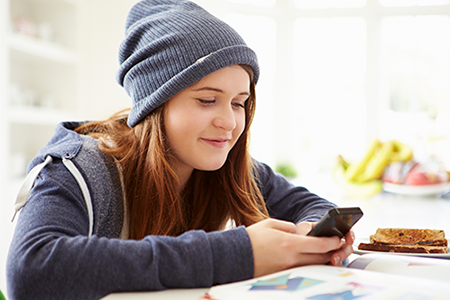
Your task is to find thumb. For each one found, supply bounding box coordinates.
[296,222,315,235]
[264,218,297,234]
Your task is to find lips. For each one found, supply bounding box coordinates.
[201,137,231,148]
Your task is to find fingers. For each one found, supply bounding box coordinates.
[328,230,356,266]
[295,222,343,253]
[294,235,342,254]
[295,225,355,266]
[287,241,353,268]
[330,243,354,266]
[344,230,356,245]
[247,219,355,278]
[260,220,343,255]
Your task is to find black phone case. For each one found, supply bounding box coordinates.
[307,207,363,238]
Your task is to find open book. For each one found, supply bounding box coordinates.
[205,254,450,300]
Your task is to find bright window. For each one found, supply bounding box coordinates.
[292,17,367,170]
[196,0,450,174]
[378,15,450,164]
[379,0,450,7]
[225,0,276,7]
[381,15,450,114]
[294,0,366,9]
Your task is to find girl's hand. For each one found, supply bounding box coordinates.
[296,221,355,267]
[246,218,348,278]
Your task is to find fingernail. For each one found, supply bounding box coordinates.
[351,231,355,240]
[334,256,341,266]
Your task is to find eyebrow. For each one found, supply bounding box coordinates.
[192,86,250,96]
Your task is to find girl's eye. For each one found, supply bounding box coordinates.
[198,99,215,105]
[232,102,245,109]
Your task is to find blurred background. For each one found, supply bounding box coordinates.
[1,0,450,296]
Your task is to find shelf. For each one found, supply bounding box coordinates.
[7,106,80,125]
[8,33,77,65]
[1,0,81,188]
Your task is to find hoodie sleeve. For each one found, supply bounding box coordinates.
[6,159,254,300]
[254,160,336,223]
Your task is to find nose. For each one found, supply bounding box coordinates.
[213,105,236,131]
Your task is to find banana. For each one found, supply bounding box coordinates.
[356,141,393,182]
[390,140,413,162]
[337,155,350,170]
[335,139,414,197]
[333,157,383,198]
[344,139,380,181]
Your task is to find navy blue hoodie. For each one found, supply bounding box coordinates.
[7,121,335,300]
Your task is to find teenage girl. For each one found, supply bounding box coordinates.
[7,1,354,299]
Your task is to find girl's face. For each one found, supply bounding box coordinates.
[164,65,250,180]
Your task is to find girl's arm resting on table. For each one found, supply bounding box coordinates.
[6,164,253,300]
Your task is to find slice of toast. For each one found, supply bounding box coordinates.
[358,228,448,254]
[369,228,447,246]
[358,242,448,254]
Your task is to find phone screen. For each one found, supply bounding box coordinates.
[307,207,363,238]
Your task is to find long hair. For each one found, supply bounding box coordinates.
[76,64,269,240]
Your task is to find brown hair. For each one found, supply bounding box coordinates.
[76,65,269,240]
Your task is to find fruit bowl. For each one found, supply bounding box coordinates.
[383,182,450,196]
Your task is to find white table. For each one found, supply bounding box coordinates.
[102,288,208,299]
[102,190,450,299]
[101,255,362,299]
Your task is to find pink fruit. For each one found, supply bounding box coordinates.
[404,164,442,186]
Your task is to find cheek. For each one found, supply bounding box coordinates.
[165,107,202,143]
[235,112,246,137]
[169,116,189,135]
[165,112,186,145]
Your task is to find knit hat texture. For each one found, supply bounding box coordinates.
[116,0,260,128]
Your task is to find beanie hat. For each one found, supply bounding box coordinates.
[116,0,260,128]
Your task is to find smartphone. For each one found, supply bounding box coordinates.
[307,207,363,238]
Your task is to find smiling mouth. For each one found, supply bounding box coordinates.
[201,138,230,148]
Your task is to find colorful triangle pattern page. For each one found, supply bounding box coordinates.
[249,274,323,291]
[206,265,450,300]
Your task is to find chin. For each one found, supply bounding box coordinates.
[198,159,227,171]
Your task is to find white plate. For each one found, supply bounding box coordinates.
[353,240,450,259]
[383,182,450,196]
[353,247,450,258]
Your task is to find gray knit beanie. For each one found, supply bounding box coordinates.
[116,0,260,128]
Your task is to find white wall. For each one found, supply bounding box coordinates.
[78,0,137,120]
[75,0,237,121]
